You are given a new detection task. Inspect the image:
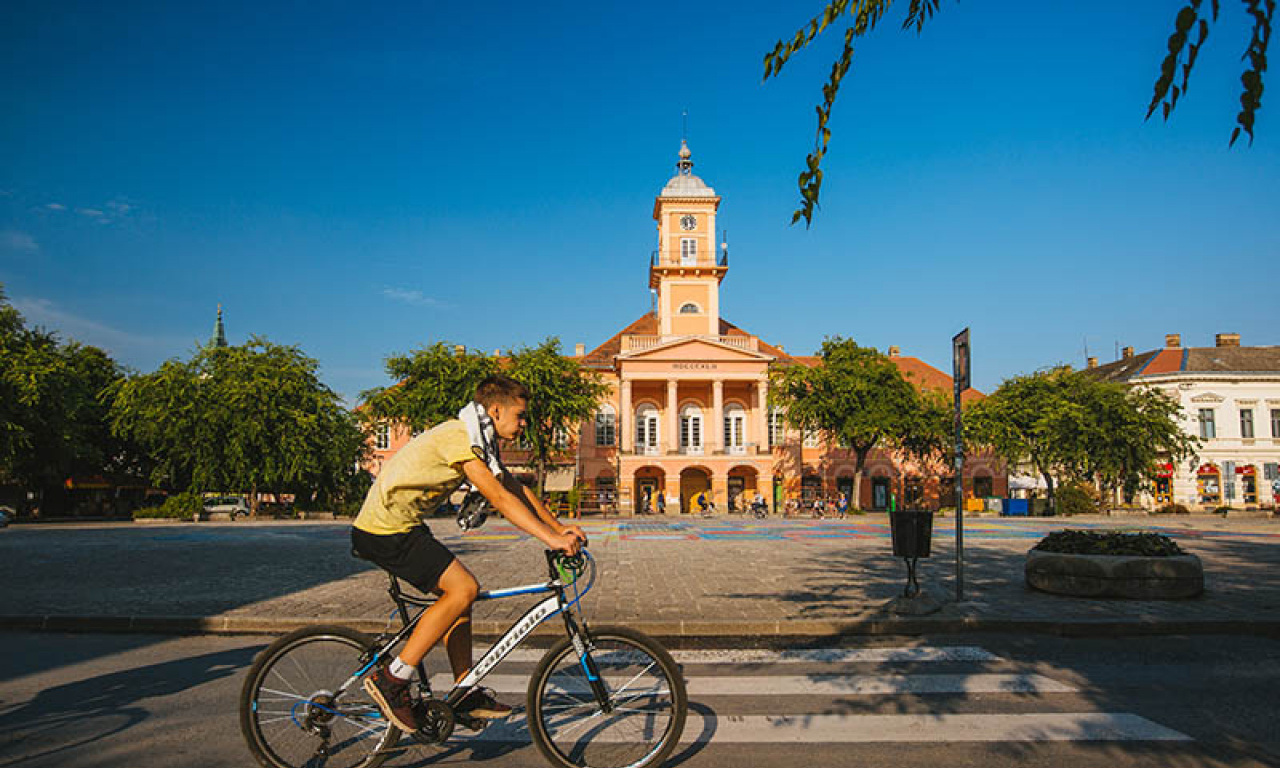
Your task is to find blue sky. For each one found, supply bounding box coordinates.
[2,1,1277,403]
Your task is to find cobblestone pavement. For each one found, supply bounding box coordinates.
[2,514,1279,637]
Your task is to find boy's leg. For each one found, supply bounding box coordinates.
[398,559,478,667]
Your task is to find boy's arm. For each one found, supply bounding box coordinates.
[462,459,580,554]
[505,474,588,545]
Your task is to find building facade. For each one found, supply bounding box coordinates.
[367,142,1005,513]
[1091,333,1280,509]
[561,143,1001,514]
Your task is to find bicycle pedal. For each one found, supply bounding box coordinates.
[455,713,489,732]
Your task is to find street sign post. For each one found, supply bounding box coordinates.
[952,328,970,602]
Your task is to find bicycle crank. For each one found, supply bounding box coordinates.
[409,699,455,745]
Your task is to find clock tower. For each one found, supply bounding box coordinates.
[650,140,726,337]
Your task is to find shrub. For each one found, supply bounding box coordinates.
[1155,503,1190,515]
[134,491,202,520]
[1213,505,1232,515]
[1033,529,1185,556]
[1055,484,1098,516]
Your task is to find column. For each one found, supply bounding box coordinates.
[667,379,679,454]
[712,380,724,454]
[620,379,633,452]
[756,377,769,453]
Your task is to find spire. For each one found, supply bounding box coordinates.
[209,304,228,348]
[676,139,694,175]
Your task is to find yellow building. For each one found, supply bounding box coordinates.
[570,142,1001,514]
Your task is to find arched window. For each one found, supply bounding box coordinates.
[635,404,659,455]
[724,404,746,454]
[595,404,616,446]
[679,404,703,454]
[679,302,700,314]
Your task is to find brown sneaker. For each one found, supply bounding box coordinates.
[363,667,420,732]
[455,687,513,719]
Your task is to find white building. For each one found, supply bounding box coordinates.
[1090,333,1280,510]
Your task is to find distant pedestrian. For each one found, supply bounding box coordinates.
[657,492,667,515]
[836,492,849,519]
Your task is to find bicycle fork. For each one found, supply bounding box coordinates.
[561,610,613,713]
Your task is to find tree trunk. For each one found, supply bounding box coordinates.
[1042,472,1055,514]
[535,454,546,499]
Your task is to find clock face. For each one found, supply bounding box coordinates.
[679,214,697,231]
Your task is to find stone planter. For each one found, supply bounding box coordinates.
[1025,550,1204,599]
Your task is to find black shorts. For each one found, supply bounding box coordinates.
[351,525,456,594]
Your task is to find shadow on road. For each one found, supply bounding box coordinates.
[0,645,258,768]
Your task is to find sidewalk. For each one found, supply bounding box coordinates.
[2,514,1278,639]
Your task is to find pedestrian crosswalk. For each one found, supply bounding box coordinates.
[428,644,1192,746]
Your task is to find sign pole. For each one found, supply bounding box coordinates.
[952,328,970,603]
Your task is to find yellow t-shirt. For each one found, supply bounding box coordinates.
[354,419,480,535]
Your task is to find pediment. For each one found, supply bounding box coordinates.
[1190,392,1225,404]
[618,336,773,363]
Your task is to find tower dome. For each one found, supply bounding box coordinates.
[660,140,716,198]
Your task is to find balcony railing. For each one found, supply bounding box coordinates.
[621,334,758,353]
[650,249,729,268]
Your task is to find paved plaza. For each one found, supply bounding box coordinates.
[2,514,1279,638]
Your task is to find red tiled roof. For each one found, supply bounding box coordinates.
[1142,348,1185,375]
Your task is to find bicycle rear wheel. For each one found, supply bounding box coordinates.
[527,626,687,768]
[239,625,399,768]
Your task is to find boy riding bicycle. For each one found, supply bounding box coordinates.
[351,375,586,732]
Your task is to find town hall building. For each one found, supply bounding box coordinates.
[369,141,1004,514]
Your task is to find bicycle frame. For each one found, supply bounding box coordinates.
[339,551,605,712]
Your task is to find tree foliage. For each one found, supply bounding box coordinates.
[109,337,366,507]
[966,367,1199,510]
[769,337,940,502]
[765,1,1273,225]
[359,343,498,432]
[1,284,131,491]
[506,338,610,494]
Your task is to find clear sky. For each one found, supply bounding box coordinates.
[2,1,1277,403]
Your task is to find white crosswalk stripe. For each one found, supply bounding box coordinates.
[435,645,1192,745]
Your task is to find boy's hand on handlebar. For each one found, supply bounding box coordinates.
[562,524,588,548]
[549,530,582,556]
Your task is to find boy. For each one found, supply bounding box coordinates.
[351,375,586,732]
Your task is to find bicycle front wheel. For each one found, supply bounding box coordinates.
[527,626,687,768]
[239,625,399,768]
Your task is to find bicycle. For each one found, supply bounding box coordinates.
[239,548,687,768]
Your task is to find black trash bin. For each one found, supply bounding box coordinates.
[889,508,934,558]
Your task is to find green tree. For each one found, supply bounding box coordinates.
[967,367,1198,511]
[1,285,129,496]
[770,337,928,505]
[764,1,1273,225]
[965,367,1075,511]
[109,337,366,510]
[1048,373,1199,507]
[506,338,610,495]
[359,343,498,433]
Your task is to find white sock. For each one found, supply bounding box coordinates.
[388,657,416,681]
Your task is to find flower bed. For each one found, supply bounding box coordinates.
[1025,530,1203,599]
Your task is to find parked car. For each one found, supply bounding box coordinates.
[0,506,12,528]
[202,495,250,519]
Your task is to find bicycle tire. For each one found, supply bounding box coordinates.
[239,625,400,768]
[527,625,687,768]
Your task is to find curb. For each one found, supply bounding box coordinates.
[3,614,1278,639]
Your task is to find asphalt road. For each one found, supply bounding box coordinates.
[1,631,1277,768]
